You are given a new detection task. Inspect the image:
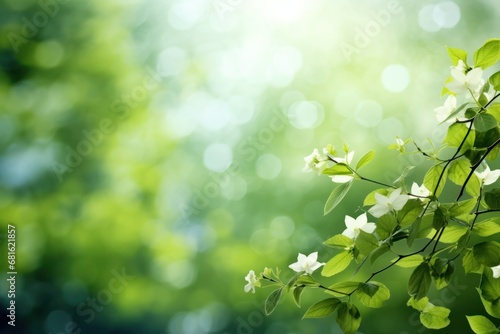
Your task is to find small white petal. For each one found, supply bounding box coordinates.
[369,204,390,218]
[345,215,358,229]
[361,222,376,234]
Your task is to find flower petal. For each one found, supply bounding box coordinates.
[342,228,356,239]
[361,222,376,234]
[307,252,318,263]
[392,195,409,211]
[369,204,389,218]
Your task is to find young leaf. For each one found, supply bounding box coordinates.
[466,315,499,334]
[324,234,354,249]
[474,38,500,69]
[490,71,500,91]
[354,281,390,308]
[408,262,431,301]
[324,181,353,215]
[356,150,375,170]
[295,275,320,287]
[485,189,500,210]
[474,113,498,133]
[446,46,468,65]
[473,241,500,267]
[293,286,305,307]
[336,302,362,334]
[473,218,500,237]
[424,164,447,197]
[323,163,353,176]
[302,298,341,319]
[322,251,353,277]
[420,303,451,329]
[265,287,284,315]
[395,254,424,268]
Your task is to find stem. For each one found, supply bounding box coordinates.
[358,175,397,189]
[457,137,500,200]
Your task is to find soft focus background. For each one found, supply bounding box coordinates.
[0,0,499,333]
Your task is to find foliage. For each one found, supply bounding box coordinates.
[246,39,500,333]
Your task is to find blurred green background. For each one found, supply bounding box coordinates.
[0,0,499,333]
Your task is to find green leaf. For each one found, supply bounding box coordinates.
[407,217,422,247]
[322,251,353,277]
[295,275,320,287]
[323,163,353,176]
[336,302,362,334]
[463,248,483,274]
[397,199,424,228]
[354,281,390,308]
[408,262,431,301]
[466,315,499,334]
[449,158,481,197]
[363,188,389,206]
[475,127,500,149]
[431,259,455,290]
[324,181,353,215]
[302,298,341,319]
[473,218,500,237]
[490,104,500,123]
[446,46,468,65]
[473,242,500,267]
[395,254,424,268]
[327,281,361,296]
[420,303,451,329]
[355,230,380,257]
[407,296,429,311]
[433,206,447,230]
[356,150,375,170]
[490,71,500,91]
[479,266,500,303]
[265,287,284,315]
[445,123,475,151]
[457,229,472,250]
[417,214,435,239]
[293,286,305,307]
[474,113,499,133]
[370,243,390,266]
[474,38,500,69]
[424,164,447,197]
[485,189,500,210]
[324,234,355,249]
[375,214,398,240]
[478,288,500,319]
[444,198,477,217]
[439,225,469,243]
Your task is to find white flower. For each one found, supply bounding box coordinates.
[434,95,457,123]
[244,270,261,293]
[491,265,500,279]
[303,149,328,174]
[369,188,409,218]
[410,182,431,201]
[342,213,376,239]
[288,252,325,275]
[396,138,405,148]
[446,60,484,94]
[330,151,355,183]
[475,165,500,186]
